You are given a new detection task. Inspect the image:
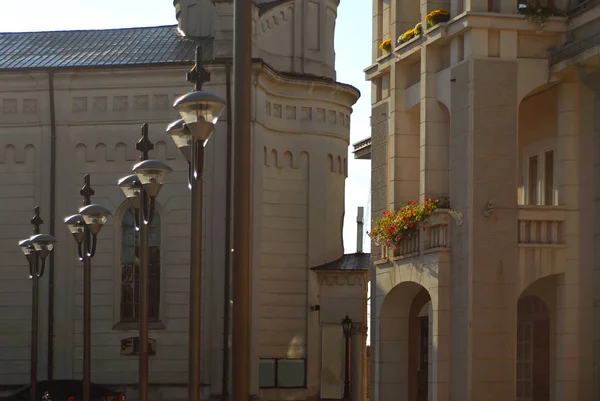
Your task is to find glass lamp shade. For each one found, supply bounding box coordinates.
[118,175,142,209]
[166,119,192,162]
[29,233,57,260]
[64,214,86,244]
[341,315,353,335]
[173,91,226,141]
[79,204,112,235]
[18,239,34,256]
[132,159,173,198]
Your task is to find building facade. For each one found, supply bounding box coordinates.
[358,0,600,400]
[0,2,365,400]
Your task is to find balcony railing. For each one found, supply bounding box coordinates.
[376,210,451,262]
[517,206,566,246]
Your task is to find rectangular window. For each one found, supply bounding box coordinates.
[120,245,161,322]
[258,359,306,388]
[528,155,538,205]
[544,151,554,206]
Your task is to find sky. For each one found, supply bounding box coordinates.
[0,0,373,254]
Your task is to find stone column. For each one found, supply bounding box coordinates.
[390,62,420,209]
[420,46,450,202]
[554,80,581,400]
[467,58,519,401]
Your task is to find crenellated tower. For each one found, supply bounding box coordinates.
[174,0,339,79]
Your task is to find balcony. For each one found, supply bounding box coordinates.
[517,205,566,247]
[375,210,451,263]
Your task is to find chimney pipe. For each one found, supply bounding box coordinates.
[357,207,364,254]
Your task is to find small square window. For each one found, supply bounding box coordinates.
[258,358,306,388]
[259,359,276,388]
[277,359,305,388]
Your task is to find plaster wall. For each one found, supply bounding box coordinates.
[0,57,361,401]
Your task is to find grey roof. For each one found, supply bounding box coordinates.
[0,25,209,70]
[311,253,371,272]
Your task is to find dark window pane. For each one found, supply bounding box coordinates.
[277,359,305,388]
[528,155,538,205]
[259,359,276,388]
[544,151,554,206]
[120,208,162,323]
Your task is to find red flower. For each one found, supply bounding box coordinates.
[69,397,75,401]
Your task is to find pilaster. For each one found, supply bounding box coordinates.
[390,63,420,209]
[554,80,581,400]
[464,58,519,401]
[420,46,449,202]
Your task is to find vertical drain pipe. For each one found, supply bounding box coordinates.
[577,65,600,401]
[221,59,233,401]
[47,71,57,380]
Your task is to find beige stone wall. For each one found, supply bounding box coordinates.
[366,1,600,400]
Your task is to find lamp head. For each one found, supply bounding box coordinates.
[29,233,57,261]
[19,238,34,256]
[341,315,353,335]
[78,204,112,235]
[173,90,226,141]
[166,119,192,162]
[132,159,173,198]
[64,214,86,244]
[118,174,142,210]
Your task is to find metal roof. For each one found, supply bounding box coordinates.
[311,253,371,272]
[0,25,209,70]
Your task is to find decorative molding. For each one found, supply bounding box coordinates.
[263,146,309,169]
[327,153,346,174]
[72,97,88,113]
[2,99,17,114]
[273,103,282,118]
[0,144,35,164]
[328,110,336,124]
[75,141,177,163]
[285,105,296,120]
[113,96,129,111]
[153,94,169,110]
[316,108,326,122]
[22,99,38,114]
[265,103,350,128]
[133,95,149,111]
[317,273,366,286]
[301,106,312,120]
[93,96,108,112]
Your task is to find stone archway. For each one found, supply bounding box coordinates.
[379,282,431,401]
[516,295,550,401]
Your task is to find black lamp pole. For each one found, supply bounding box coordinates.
[26,208,44,401]
[185,45,210,401]
[136,124,156,401]
[342,315,353,401]
[20,207,57,401]
[80,175,95,401]
[64,175,111,401]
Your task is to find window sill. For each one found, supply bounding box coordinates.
[112,321,166,331]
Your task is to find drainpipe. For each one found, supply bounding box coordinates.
[357,207,364,253]
[47,71,57,381]
[221,59,233,401]
[577,65,600,401]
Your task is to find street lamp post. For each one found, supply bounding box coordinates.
[169,45,226,401]
[64,174,111,401]
[342,315,353,401]
[232,0,253,399]
[19,207,57,401]
[118,124,172,401]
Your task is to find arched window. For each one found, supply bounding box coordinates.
[120,208,161,323]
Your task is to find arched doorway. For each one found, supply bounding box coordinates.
[379,282,431,401]
[516,296,550,401]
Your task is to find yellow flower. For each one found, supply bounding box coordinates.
[425,8,451,27]
[379,38,392,52]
